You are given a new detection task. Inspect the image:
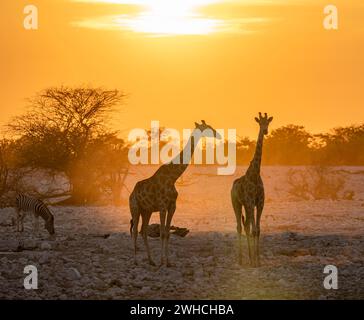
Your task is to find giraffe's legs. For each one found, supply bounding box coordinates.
[251,212,257,267]
[232,194,243,265]
[165,203,176,267]
[159,210,167,266]
[255,204,264,267]
[132,213,140,265]
[243,206,254,267]
[141,211,155,266]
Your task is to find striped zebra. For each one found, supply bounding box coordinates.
[15,194,55,235]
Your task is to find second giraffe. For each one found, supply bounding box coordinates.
[231,112,273,267]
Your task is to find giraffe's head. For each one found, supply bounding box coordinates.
[255,112,273,135]
[194,120,222,139]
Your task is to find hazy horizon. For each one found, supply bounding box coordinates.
[1,0,364,138]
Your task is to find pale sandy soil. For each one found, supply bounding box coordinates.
[0,166,363,299]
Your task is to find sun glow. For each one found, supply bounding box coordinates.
[73,0,221,35]
[119,0,219,35]
[72,0,268,36]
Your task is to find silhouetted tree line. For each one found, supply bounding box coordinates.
[0,85,363,206]
[236,124,364,165]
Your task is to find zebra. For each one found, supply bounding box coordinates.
[15,194,55,235]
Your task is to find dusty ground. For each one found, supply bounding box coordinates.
[0,166,363,299]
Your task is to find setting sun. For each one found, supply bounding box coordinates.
[119,0,219,35]
[74,0,221,35]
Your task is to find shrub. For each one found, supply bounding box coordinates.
[287,166,354,200]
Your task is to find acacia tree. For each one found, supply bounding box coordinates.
[8,86,125,204]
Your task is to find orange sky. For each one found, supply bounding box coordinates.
[1,0,364,138]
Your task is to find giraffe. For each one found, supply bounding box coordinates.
[231,112,273,267]
[129,121,221,267]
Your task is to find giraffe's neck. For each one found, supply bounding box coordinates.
[246,128,264,177]
[168,130,201,181]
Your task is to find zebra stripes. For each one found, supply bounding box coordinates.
[15,193,55,235]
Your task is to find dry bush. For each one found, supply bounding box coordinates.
[0,169,28,207]
[0,167,70,208]
[287,170,310,200]
[287,166,354,200]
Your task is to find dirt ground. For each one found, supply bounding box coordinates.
[0,166,363,299]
